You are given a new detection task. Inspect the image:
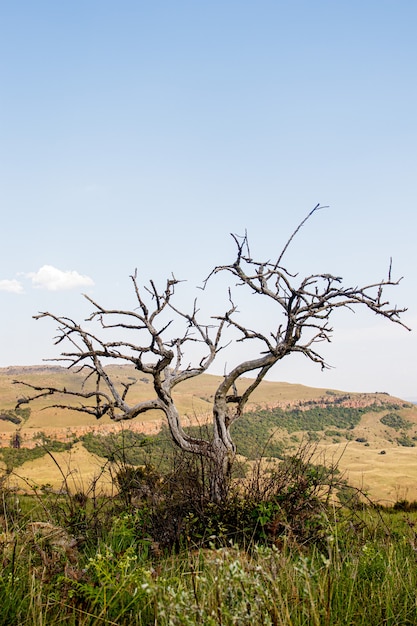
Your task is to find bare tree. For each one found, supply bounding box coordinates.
[16,205,409,502]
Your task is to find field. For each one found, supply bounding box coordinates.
[1,365,417,504]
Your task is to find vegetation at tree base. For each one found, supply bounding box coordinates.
[1,391,417,623]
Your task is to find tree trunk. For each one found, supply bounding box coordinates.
[209,442,235,504]
[209,411,236,503]
[162,394,236,503]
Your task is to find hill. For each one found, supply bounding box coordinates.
[1,365,417,503]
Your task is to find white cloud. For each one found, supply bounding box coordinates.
[28,265,94,291]
[0,279,24,294]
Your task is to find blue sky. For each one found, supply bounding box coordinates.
[1,1,416,399]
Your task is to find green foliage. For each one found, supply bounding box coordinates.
[396,434,415,447]
[0,437,72,469]
[230,403,396,459]
[393,499,417,512]
[381,412,413,430]
[98,441,343,551]
[324,429,343,437]
[81,428,173,468]
[115,464,162,506]
[17,406,31,421]
[3,505,417,624]
[64,545,155,623]
[2,396,417,624]
[0,446,46,468]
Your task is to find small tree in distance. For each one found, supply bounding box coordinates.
[16,205,409,502]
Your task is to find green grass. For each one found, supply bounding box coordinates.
[2,440,417,625]
[2,505,417,625]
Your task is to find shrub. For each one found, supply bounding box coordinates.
[81,429,154,465]
[396,434,415,447]
[112,441,347,551]
[380,412,413,431]
[0,407,30,425]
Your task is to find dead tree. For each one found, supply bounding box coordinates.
[15,205,409,502]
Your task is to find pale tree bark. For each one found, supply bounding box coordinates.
[15,205,409,503]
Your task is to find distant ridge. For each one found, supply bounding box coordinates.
[0,365,66,375]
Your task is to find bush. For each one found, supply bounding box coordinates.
[81,429,154,465]
[110,441,347,552]
[0,407,30,425]
[380,412,413,431]
[396,434,415,447]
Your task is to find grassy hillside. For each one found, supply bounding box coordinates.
[1,365,417,503]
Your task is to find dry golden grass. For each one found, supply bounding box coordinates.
[316,441,417,505]
[14,438,412,504]
[7,442,115,494]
